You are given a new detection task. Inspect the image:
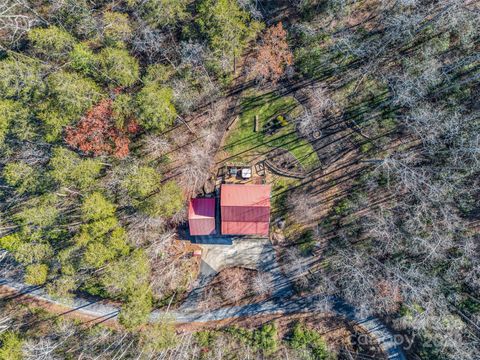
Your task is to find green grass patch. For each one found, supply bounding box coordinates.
[223,91,319,170]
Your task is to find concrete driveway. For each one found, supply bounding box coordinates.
[200,238,272,275]
[181,237,294,310]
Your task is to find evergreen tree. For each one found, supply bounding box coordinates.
[49,147,103,191]
[137,85,176,131]
[98,47,139,87]
[0,331,23,360]
[196,0,262,69]
[28,25,75,59]
[3,162,42,195]
[122,166,161,200]
[139,181,183,218]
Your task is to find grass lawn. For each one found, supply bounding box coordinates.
[223,91,320,170]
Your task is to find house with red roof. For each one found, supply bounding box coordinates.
[188,198,216,236]
[220,184,271,236]
[188,184,271,237]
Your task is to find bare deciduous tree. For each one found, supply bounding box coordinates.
[287,190,320,225]
[0,0,38,46]
[297,85,337,139]
[252,271,273,296]
[141,134,172,159]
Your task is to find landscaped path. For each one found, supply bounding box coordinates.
[1,270,406,360]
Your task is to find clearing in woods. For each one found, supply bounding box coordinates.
[221,91,320,171]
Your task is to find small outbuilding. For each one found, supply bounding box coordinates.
[220,184,271,236]
[188,198,216,236]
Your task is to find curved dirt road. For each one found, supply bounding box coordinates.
[1,275,406,360]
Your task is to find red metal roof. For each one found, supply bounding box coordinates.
[188,198,216,236]
[221,221,269,236]
[221,206,270,222]
[220,184,271,236]
[221,184,271,208]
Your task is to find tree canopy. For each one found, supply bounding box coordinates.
[0,331,23,360]
[137,84,177,131]
[65,99,131,158]
[196,0,262,69]
[38,71,102,141]
[122,166,161,200]
[0,99,31,143]
[131,0,190,27]
[0,56,45,101]
[3,161,41,195]
[49,147,103,192]
[250,23,293,83]
[69,43,97,77]
[102,12,132,46]
[28,25,75,59]
[139,180,184,218]
[98,47,139,87]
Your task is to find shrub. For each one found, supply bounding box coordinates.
[290,322,334,360]
[24,263,49,285]
[332,198,351,217]
[360,142,373,153]
[0,331,23,360]
[298,230,316,255]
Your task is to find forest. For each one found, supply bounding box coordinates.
[0,0,479,359]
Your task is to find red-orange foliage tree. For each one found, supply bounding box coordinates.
[250,22,293,83]
[65,99,137,159]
